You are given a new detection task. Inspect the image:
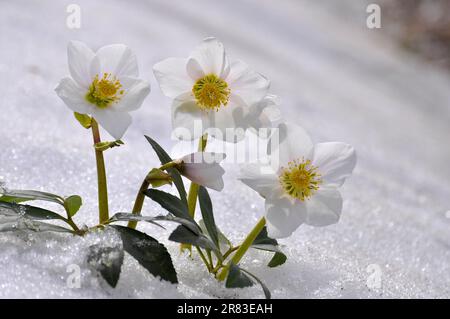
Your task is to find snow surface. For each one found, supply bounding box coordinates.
[0,0,449,298]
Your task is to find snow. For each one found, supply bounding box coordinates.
[0,0,449,298]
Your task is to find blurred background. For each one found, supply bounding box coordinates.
[0,0,449,298]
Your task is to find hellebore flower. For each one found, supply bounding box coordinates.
[153,37,272,142]
[239,123,356,238]
[176,152,226,191]
[56,41,150,139]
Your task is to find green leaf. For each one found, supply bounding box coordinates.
[198,219,232,253]
[111,225,178,284]
[0,201,66,221]
[198,186,219,248]
[144,189,191,220]
[0,217,72,233]
[108,213,165,230]
[87,244,124,288]
[144,135,172,164]
[144,135,188,205]
[0,195,30,204]
[251,226,287,268]
[268,252,287,268]
[74,112,92,129]
[94,140,124,152]
[146,168,172,188]
[249,243,287,267]
[240,268,271,299]
[253,226,278,246]
[225,263,254,288]
[167,167,188,206]
[64,195,82,217]
[169,225,216,251]
[0,189,65,206]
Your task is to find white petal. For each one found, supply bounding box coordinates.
[206,96,243,142]
[268,122,313,172]
[239,163,278,198]
[112,77,150,112]
[305,188,343,226]
[96,44,138,78]
[186,58,205,81]
[180,152,226,191]
[312,142,356,187]
[265,193,306,239]
[153,57,193,99]
[171,95,210,140]
[189,37,229,77]
[91,109,132,140]
[55,77,92,114]
[67,41,95,88]
[245,94,282,134]
[226,60,270,106]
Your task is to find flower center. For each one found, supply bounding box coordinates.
[86,73,124,108]
[192,74,230,111]
[279,158,321,201]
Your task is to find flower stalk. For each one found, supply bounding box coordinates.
[180,134,208,254]
[91,119,109,224]
[186,133,208,218]
[217,217,266,281]
[128,161,179,229]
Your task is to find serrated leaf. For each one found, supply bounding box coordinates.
[111,225,177,284]
[198,186,219,248]
[169,225,216,251]
[268,252,287,268]
[225,263,254,288]
[0,201,66,221]
[64,195,82,217]
[74,112,92,129]
[87,244,124,288]
[144,189,191,220]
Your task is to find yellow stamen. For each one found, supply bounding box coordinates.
[86,73,123,108]
[192,74,230,111]
[279,158,321,201]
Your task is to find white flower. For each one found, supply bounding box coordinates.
[239,122,356,238]
[153,37,272,142]
[55,41,150,139]
[177,152,226,191]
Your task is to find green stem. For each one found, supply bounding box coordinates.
[91,120,109,224]
[217,217,266,281]
[181,134,208,255]
[65,217,80,233]
[186,133,208,218]
[128,161,178,229]
[196,247,211,272]
[127,178,150,229]
[222,245,240,260]
[187,183,199,218]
